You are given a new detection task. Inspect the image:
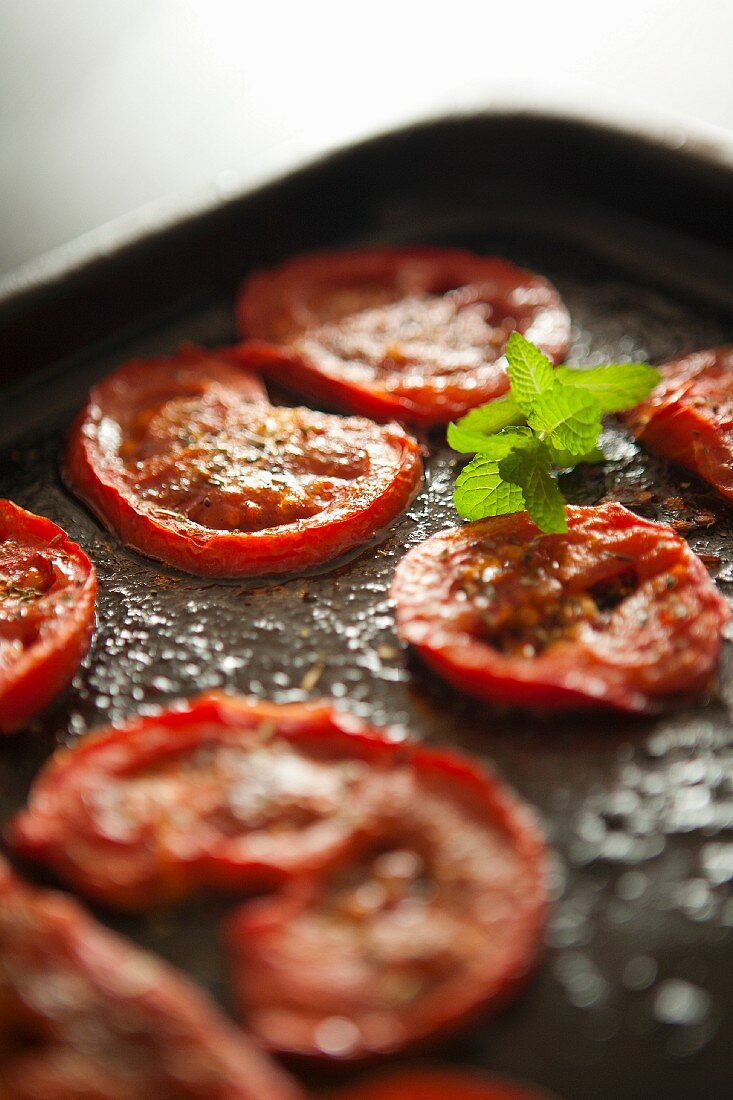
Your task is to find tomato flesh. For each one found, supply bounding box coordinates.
[0,858,303,1099]
[236,247,570,426]
[127,404,396,532]
[65,346,422,576]
[392,503,730,713]
[0,500,96,733]
[625,346,733,499]
[226,737,547,1061]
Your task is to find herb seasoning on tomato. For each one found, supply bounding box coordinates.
[0,858,303,1099]
[65,346,422,576]
[392,503,729,713]
[624,346,733,501]
[0,500,96,734]
[236,247,570,426]
[226,733,547,1061]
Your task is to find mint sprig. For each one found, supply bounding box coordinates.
[449,333,660,534]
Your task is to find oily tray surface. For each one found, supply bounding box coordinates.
[2,220,733,1097]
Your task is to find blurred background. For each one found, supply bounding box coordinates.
[2,0,733,279]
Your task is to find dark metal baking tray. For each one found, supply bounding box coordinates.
[2,111,733,1099]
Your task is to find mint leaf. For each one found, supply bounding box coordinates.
[447,424,533,460]
[453,456,525,521]
[555,363,660,413]
[504,331,555,413]
[527,384,602,457]
[448,393,525,452]
[546,441,606,467]
[499,444,567,533]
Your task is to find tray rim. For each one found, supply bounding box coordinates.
[2,94,733,316]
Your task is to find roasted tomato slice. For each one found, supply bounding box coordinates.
[8,693,404,911]
[624,346,733,500]
[0,499,96,734]
[65,346,421,576]
[328,1067,557,1100]
[0,858,303,1100]
[235,247,570,426]
[226,739,547,1061]
[392,503,730,713]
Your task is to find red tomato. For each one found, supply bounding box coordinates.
[0,857,303,1100]
[65,345,422,576]
[235,247,570,426]
[328,1067,557,1100]
[9,693,404,910]
[624,346,733,500]
[391,503,730,713]
[226,735,547,1061]
[0,499,96,734]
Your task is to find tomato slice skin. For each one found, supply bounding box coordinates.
[392,503,730,714]
[0,858,303,1100]
[8,693,409,911]
[0,499,96,734]
[226,734,547,1062]
[235,247,570,426]
[65,346,422,577]
[625,346,733,500]
[328,1067,557,1100]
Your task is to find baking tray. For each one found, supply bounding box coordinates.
[2,111,733,1099]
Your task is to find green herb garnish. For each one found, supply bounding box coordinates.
[449,333,659,534]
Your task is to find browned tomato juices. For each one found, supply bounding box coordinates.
[236,247,570,426]
[625,346,733,500]
[0,500,96,733]
[65,347,422,576]
[392,503,730,713]
[0,858,303,1099]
